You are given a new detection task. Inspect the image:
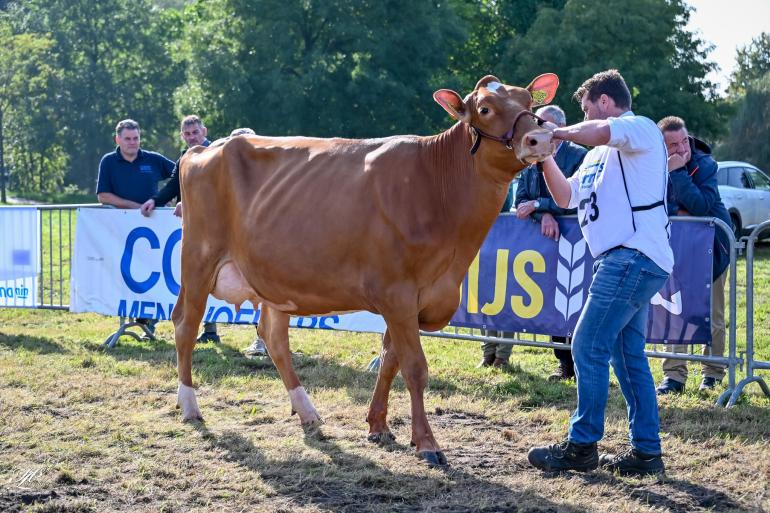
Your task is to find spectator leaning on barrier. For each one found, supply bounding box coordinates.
[96,119,175,209]
[514,105,587,381]
[139,115,225,344]
[96,119,176,337]
[655,116,731,395]
[528,70,673,477]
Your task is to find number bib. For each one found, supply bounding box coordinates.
[575,148,636,257]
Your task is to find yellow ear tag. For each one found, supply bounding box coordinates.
[532,90,547,104]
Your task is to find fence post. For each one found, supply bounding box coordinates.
[728,220,770,406]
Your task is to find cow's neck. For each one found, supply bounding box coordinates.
[425,122,527,273]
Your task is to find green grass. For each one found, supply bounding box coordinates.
[0,216,769,512]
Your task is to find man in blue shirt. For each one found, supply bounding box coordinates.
[96,119,175,207]
[96,119,175,338]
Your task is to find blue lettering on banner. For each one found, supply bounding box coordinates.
[295,315,340,329]
[0,286,29,299]
[121,227,161,293]
[162,229,182,295]
[117,299,175,319]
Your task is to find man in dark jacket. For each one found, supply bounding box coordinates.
[515,105,587,380]
[656,116,731,394]
[140,116,221,343]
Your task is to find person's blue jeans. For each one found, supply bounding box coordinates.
[568,247,670,455]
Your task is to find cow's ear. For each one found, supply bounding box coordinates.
[433,89,470,123]
[526,73,559,106]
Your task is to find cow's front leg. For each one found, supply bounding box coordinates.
[172,285,205,421]
[259,306,322,426]
[367,330,399,443]
[384,314,446,466]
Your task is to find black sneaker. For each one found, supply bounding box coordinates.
[196,331,221,343]
[699,377,722,391]
[548,362,575,382]
[528,440,598,472]
[656,377,685,395]
[599,448,665,476]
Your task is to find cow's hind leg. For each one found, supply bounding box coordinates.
[383,314,446,466]
[258,306,322,426]
[172,283,209,421]
[366,330,399,443]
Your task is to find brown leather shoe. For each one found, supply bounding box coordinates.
[477,354,495,368]
[492,357,509,368]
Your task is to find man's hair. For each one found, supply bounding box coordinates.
[115,119,140,136]
[573,69,632,110]
[657,116,686,133]
[230,127,255,136]
[180,115,204,131]
[535,105,566,127]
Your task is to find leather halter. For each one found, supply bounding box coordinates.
[469,110,547,155]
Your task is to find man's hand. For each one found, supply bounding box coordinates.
[667,153,687,172]
[173,202,183,218]
[516,200,537,219]
[140,199,156,217]
[541,213,560,241]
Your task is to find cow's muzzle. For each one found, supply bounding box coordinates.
[469,110,547,160]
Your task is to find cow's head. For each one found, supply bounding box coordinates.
[433,74,559,165]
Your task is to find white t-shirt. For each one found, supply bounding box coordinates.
[566,111,674,273]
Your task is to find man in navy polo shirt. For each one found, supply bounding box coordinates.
[96,119,175,208]
[97,119,175,337]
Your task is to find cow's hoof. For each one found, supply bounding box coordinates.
[417,450,448,467]
[368,432,396,444]
[177,383,203,422]
[181,411,204,422]
[301,417,324,428]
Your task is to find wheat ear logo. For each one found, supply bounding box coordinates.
[554,236,587,321]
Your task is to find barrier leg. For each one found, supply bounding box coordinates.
[102,317,149,350]
[727,377,770,407]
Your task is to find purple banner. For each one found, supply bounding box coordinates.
[450,216,713,344]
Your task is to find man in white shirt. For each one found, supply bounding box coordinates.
[528,70,671,476]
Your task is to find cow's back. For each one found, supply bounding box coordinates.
[179,134,451,315]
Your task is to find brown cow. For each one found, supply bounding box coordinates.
[173,74,559,466]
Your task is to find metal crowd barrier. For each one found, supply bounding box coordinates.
[1,204,155,346]
[728,220,770,406]
[422,216,743,407]
[2,205,760,407]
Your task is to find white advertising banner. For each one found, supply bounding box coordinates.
[70,208,386,333]
[0,207,40,308]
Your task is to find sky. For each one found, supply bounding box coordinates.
[685,0,770,94]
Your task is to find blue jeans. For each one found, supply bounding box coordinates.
[568,248,669,455]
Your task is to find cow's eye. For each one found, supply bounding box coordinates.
[480,107,489,115]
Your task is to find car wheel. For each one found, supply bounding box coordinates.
[729,213,742,239]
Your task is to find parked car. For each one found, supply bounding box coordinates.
[716,161,770,238]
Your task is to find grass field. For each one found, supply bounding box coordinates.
[1,212,769,512]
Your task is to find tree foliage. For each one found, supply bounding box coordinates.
[175,0,464,139]
[716,34,770,170]
[6,0,182,191]
[727,32,770,98]
[0,18,62,201]
[498,0,727,139]
[1,0,747,200]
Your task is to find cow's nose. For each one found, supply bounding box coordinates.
[518,130,554,163]
[525,130,552,148]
